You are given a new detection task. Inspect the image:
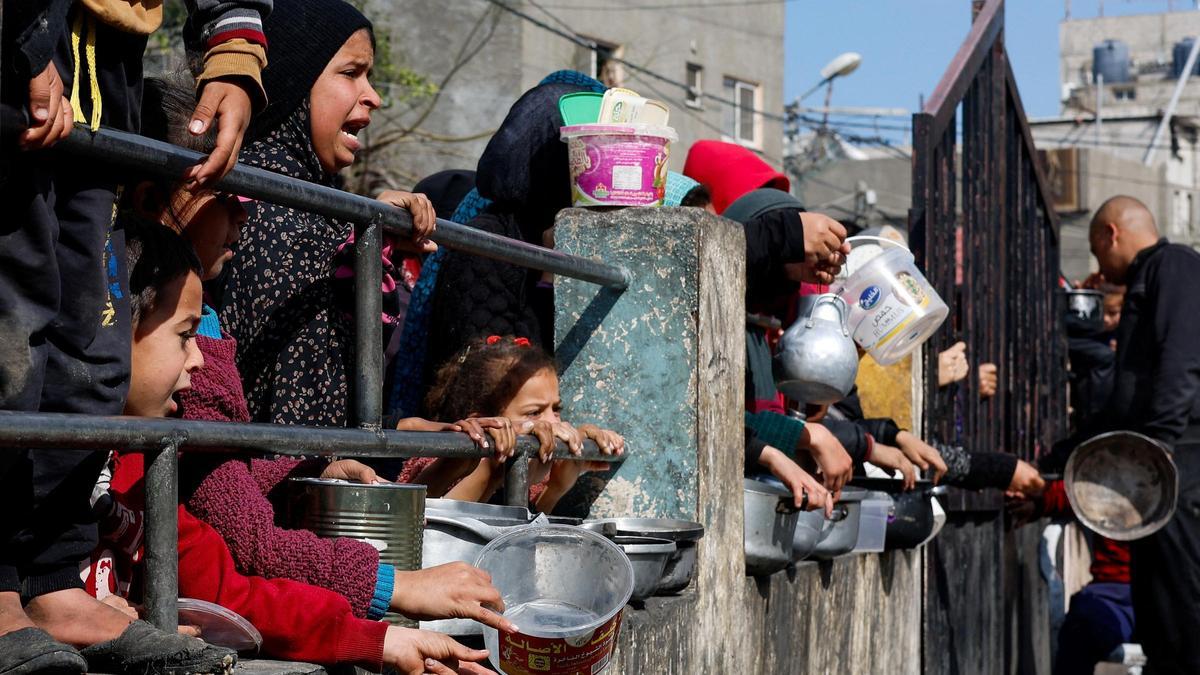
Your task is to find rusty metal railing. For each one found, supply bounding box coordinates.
[0,111,627,631]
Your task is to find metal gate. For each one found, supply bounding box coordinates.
[910,1,1067,672]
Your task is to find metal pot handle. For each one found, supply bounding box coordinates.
[776,497,800,515]
[424,514,505,541]
[827,504,849,522]
[805,294,852,336]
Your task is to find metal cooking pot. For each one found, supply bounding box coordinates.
[580,517,704,594]
[288,478,425,627]
[743,478,799,575]
[1065,431,1179,541]
[810,487,866,560]
[751,476,823,561]
[774,293,860,404]
[612,536,676,601]
[1064,289,1104,332]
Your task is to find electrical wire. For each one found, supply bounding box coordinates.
[479,0,790,122]
[538,0,801,9]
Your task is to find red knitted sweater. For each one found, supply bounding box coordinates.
[178,332,381,618]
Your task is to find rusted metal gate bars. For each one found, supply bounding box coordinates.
[910,0,1065,470]
[0,112,629,630]
[910,1,1066,673]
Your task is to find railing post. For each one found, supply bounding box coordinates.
[505,450,531,508]
[354,216,384,429]
[144,433,183,631]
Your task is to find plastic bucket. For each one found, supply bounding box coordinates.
[476,524,633,675]
[834,236,949,365]
[561,123,677,207]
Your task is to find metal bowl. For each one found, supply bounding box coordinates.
[1065,431,1179,541]
[612,536,676,601]
[580,517,704,593]
[750,475,824,561]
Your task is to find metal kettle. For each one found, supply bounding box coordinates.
[773,293,860,404]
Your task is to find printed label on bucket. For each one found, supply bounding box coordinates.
[851,273,932,352]
[498,612,622,675]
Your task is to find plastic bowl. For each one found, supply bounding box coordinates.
[561,123,677,207]
[477,525,633,675]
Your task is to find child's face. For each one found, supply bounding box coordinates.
[501,368,561,424]
[309,29,381,174]
[126,271,204,417]
[1102,293,1124,333]
[168,188,245,280]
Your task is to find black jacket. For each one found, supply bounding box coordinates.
[1106,239,1200,444]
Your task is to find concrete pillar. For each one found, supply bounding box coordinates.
[553,206,750,670]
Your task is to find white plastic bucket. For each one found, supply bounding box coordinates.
[834,236,948,365]
[561,123,677,207]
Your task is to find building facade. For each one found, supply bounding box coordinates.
[368,0,786,190]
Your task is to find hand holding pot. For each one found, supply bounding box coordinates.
[799,421,852,497]
[322,459,385,484]
[799,212,851,271]
[868,441,917,490]
[895,431,948,484]
[1005,459,1045,498]
[392,562,517,633]
[381,626,490,675]
[757,445,831,516]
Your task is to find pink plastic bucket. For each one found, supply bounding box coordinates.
[561,123,677,207]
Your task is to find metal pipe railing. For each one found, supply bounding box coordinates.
[0,412,619,462]
[1,111,630,631]
[24,124,632,290]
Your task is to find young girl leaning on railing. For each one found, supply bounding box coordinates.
[400,336,625,514]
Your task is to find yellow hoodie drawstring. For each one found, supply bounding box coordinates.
[69,11,103,132]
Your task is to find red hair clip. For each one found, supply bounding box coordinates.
[486,335,502,345]
[513,337,532,348]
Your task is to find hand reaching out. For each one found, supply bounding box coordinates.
[182,79,253,187]
[938,341,969,386]
[868,441,917,490]
[894,431,948,484]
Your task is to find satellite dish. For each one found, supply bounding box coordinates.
[820,52,863,81]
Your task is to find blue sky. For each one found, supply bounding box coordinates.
[785,0,1188,135]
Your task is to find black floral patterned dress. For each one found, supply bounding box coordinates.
[218,102,393,427]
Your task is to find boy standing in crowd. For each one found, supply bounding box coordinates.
[0,1,268,672]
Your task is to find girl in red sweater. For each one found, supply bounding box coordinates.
[87,222,495,673]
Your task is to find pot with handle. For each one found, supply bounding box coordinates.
[774,293,860,405]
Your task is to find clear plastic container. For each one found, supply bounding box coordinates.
[834,236,949,365]
[853,491,892,554]
[476,524,633,675]
[177,598,262,654]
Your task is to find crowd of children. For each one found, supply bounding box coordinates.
[0,1,1065,674]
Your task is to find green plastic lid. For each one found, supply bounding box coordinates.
[558,92,603,125]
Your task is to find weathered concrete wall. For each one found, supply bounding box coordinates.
[553,207,924,674]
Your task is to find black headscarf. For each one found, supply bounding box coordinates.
[218,0,380,427]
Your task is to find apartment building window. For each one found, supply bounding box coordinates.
[723,76,761,147]
[686,63,703,108]
[576,38,624,89]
